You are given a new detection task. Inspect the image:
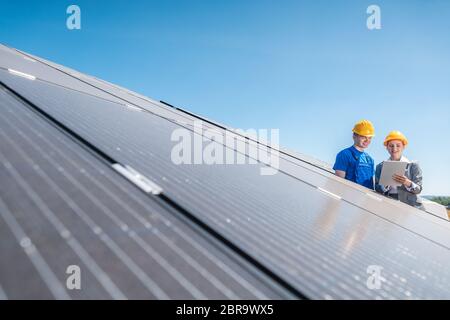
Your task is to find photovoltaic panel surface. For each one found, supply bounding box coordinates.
[1,68,450,299]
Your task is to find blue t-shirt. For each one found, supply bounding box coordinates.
[333,146,374,190]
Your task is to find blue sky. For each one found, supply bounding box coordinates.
[1,0,449,195]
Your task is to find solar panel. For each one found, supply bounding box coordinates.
[0,84,286,299]
[0,45,125,105]
[11,45,443,224]
[1,66,450,299]
[4,44,336,175]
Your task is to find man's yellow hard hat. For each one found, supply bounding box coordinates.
[383,130,408,146]
[352,120,375,137]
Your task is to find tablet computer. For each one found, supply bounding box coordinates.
[379,161,408,186]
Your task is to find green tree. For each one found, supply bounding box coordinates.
[429,196,450,207]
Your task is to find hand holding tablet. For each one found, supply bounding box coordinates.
[379,161,408,187]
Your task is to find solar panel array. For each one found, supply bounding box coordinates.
[0,84,289,300]
[1,43,450,299]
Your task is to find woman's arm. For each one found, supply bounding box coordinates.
[406,162,423,194]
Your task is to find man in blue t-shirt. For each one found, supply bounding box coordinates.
[333,120,375,190]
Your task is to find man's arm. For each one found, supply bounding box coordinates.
[333,151,348,179]
[335,170,346,178]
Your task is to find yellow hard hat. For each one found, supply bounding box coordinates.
[352,120,375,137]
[383,130,408,146]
